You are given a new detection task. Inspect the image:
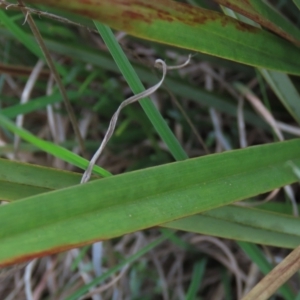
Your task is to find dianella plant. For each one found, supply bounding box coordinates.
[0,0,300,299]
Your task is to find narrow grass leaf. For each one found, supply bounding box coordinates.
[203,206,300,237]
[186,259,207,300]
[0,9,67,76]
[66,234,170,300]
[221,268,232,300]
[1,92,79,118]
[94,22,188,161]
[0,9,41,57]
[0,114,111,178]
[259,69,300,125]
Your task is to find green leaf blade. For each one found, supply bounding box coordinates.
[1,139,300,266]
[214,0,300,46]
[24,0,300,75]
[0,114,111,178]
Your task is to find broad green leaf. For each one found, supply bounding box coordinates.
[1,139,300,266]
[1,158,300,251]
[25,0,300,75]
[214,0,300,46]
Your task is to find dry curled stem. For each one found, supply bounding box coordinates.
[81,56,191,183]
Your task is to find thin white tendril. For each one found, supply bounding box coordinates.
[80,56,191,183]
[5,3,17,9]
[22,10,29,25]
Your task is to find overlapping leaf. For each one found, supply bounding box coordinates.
[214,0,300,46]
[1,139,300,266]
[24,0,300,74]
[163,205,300,249]
[2,159,300,250]
[216,4,300,126]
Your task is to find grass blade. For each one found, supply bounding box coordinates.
[186,259,207,300]
[94,22,188,161]
[218,5,300,130]
[214,0,300,46]
[1,139,300,266]
[164,207,300,249]
[0,9,41,57]
[25,0,300,75]
[1,159,300,248]
[0,114,111,178]
[1,91,80,118]
[66,234,170,300]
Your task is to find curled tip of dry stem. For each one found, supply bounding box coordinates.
[22,10,29,25]
[80,55,192,184]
